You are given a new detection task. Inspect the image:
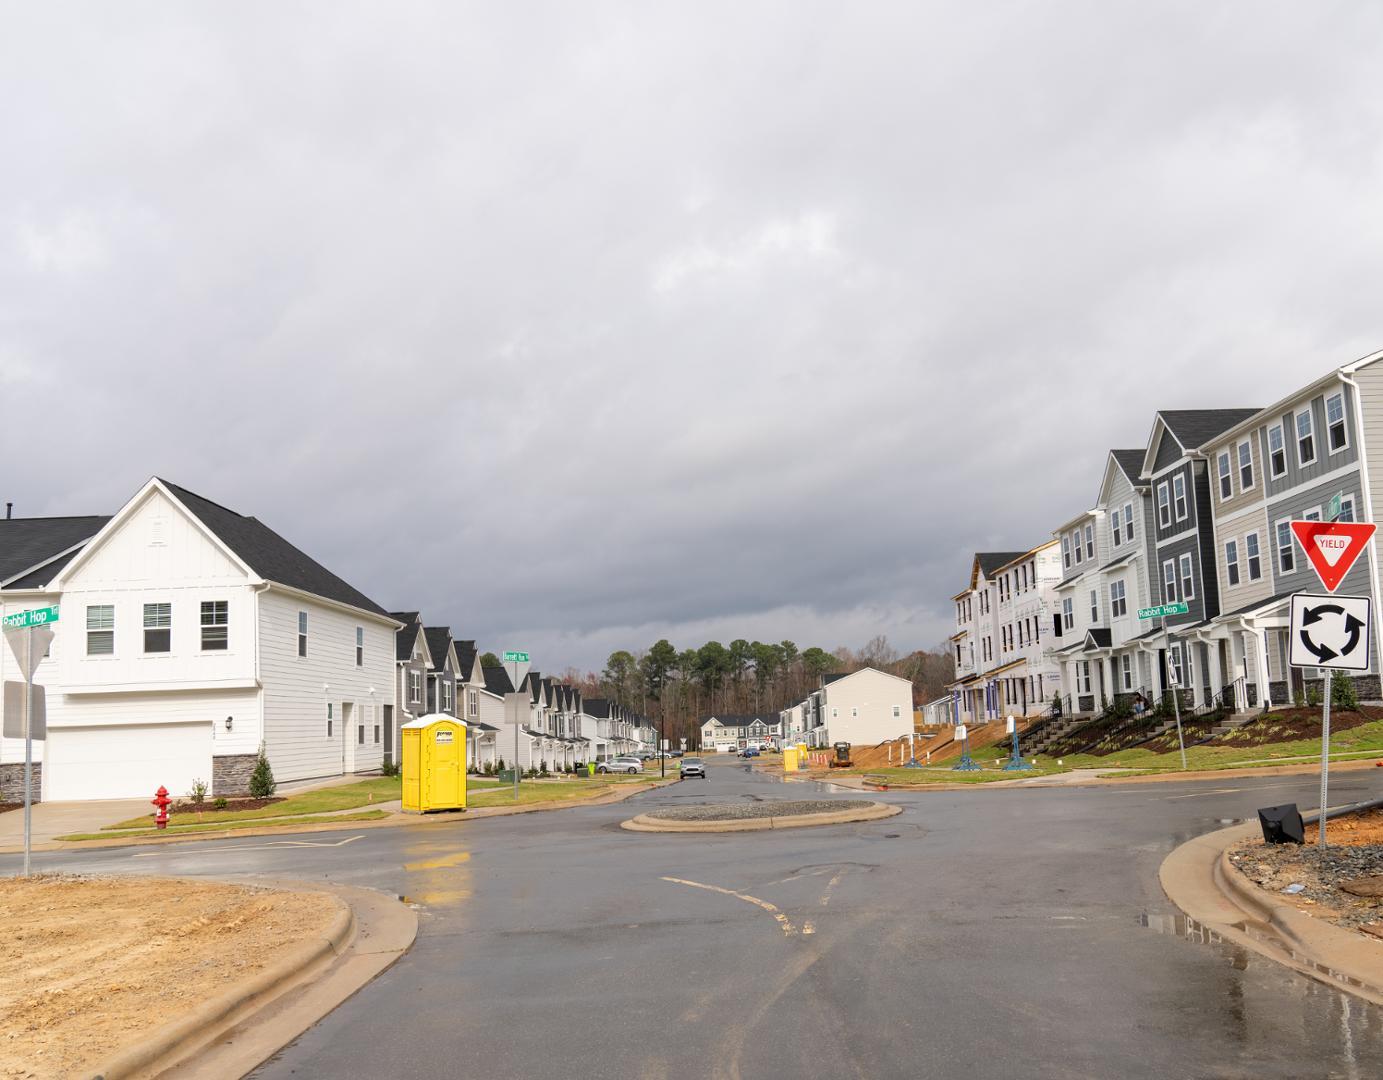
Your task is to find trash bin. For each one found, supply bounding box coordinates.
[497,769,517,785]
[587,762,596,777]
[401,714,468,813]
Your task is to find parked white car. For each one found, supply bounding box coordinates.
[597,756,644,775]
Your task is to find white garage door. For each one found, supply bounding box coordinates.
[46,723,213,801]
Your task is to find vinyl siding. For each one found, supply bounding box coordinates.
[1267,473,1370,598]
[1213,507,1274,613]
[820,668,913,744]
[1261,383,1359,499]
[1206,429,1265,517]
[257,588,394,782]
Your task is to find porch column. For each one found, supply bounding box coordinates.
[1207,641,1224,707]
[1228,632,1248,712]
[1104,656,1118,705]
[1256,628,1273,709]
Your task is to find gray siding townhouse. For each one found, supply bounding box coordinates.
[388,611,431,765]
[949,551,1027,722]
[1143,409,1260,708]
[1196,359,1382,705]
[423,626,459,717]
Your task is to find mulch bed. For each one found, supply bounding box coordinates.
[647,799,852,822]
[0,803,22,815]
[1214,706,1382,748]
[170,797,285,813]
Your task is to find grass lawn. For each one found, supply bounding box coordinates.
[102,777,403,831]
[857,762,1069,784]
[59,810,391,841]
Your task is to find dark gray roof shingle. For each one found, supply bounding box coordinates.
[163,481,389,617]
[0,516,110,585]
[1111,449,1147,484]
[390,612,422,662]
[977,551,1029,577]
[1159,410,1261,451]
[423,627,453,672]
[482,666,515,695]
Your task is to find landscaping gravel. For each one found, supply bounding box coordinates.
[1230,841,1383,930]
[646,799,855,822]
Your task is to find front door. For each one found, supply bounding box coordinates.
[342,701,355,773]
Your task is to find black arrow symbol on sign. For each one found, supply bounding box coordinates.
[1300,630,1337,663]
[1301,604,1344,626]
[1342,613,1364,656]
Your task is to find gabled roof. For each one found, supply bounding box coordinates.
[453,638,477,679]
[1110,449,1147,486]
[1143,410,1260,476]
[1083,628,1113,650]
[482,666,515,695]
[161,481,390,617]
[423,627,454,673]
[390,612,423,662]
[977,552,1028,578]
[583,697,612,718]
[822,672,850,685]
[0,516,110,587]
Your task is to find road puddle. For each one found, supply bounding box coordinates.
[401,840,474,907]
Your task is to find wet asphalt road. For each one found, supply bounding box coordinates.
[8,761,1383,1079]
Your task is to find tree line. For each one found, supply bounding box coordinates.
[554,635,954,745]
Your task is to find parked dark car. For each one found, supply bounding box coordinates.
[740,746,760,758]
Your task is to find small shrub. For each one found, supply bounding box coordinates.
[188,778,209,805]
[248,744,277,799]
[1332,672,1360,712]
[213,797,229,810]
[380,760,400,778]
[496,757,506,772]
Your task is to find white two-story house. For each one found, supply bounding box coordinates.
[0,478,398,801]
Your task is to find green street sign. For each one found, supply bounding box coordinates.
[1,605,60,630]
[1137,601,1189,620]
[503,650,529,663]
[1328,492,1343,521]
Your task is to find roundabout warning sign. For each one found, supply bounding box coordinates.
[1289,593,1371,671]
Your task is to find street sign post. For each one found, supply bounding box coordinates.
[503,650,530,799]
[1138,601,1190,769]
[3,609,57,877]
[1288,592,1374,847]
[1290,520,1376,593]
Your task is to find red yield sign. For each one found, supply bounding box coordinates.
[1291,520,1376,592]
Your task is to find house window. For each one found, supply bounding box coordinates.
[355,627,363,667]
[86,604,115,655]
[1110,579,1127,618]
[851,707,859,718]
[1124,502,1135,541]
[1062,535,1071,568]
[468,689,478,717]
[200,601,228,650]
[1246,533,1262,581]
[1217,451,1232,500]
[409,669,421,702]
[1062,598,1074,631]
[893,705,902,718]
[1077,662,1091,695]
[1073,531,1083,565]
[1112,507,1122,547]
[1268,424,1287,478]
[1172,474,1188,521]
[358,721,365,745]
[1180,553,1195,600]
[831,707,839,719]
[297,611,308,657]
[1225,540,1240,587]
[1296,408,1316,466]
[326,702,333,738]
[1084,524,1094,559]
[374,724,381,743]
[1327,392,1348,453]
[1237,440,1254,491]
[1277,520,1295,573]
[1163,560,1177,603]
[1338,495,1357,523]
[1168,645,1183,686]
[1089,589,1099,624]
[1157,483,1171,528]
[1121,654,1132,691]
[143,602,172,653]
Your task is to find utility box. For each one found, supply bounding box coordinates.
[401,714,467,813]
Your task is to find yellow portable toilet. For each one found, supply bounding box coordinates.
[796,742,807,770]
[401,714,468,813]
[783,745,799,772]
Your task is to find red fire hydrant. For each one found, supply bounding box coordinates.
[151,785,172,830]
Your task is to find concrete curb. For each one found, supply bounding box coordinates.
[90,891,356,1080]
[620,800,901,833]
[20,778,681,855]
[1159,799,1383,1008]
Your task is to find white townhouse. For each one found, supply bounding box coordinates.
[793,667,914,747]
[0,479,398,801]
[700,714,781,752]
[949,548,1061,723]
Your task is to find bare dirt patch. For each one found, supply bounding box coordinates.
[1229,807,1383,936]
[0,874,337,1078]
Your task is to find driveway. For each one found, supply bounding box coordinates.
[0,797,147,848]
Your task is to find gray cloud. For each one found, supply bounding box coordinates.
[4,2,1382,670]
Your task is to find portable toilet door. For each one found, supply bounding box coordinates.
[401,714,467,813]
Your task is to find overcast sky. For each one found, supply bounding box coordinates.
[4,2,1382,672]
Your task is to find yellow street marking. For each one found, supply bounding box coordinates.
[661,876,797,936]
[820,870,845,906]
[404,850,472,871]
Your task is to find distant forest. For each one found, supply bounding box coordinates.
[553,635,952,744]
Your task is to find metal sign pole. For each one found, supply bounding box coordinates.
[1163,614,1187,771]
[1319,672,1332,848]
[23,624,32,878]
